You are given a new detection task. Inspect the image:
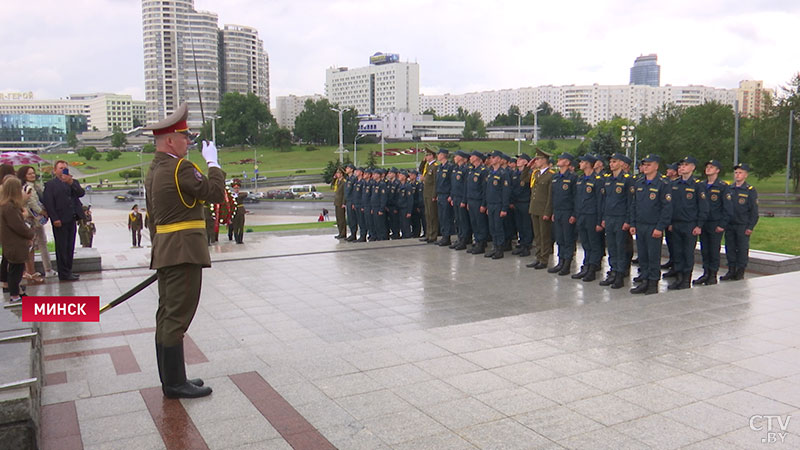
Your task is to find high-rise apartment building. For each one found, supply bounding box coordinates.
[275,94,324,129]
[630,54,660,87]
[737,80,772,118]
[142,0,269,128]
[326,52,419,115]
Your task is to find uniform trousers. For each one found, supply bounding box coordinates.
[371,209,387,240]
[671,221,697,273]
[513,202,533,247]
[347,203,358,237]
[389,208,401,238]
[52,220,77,278]
[577,214,602,266]
[455,201,472,243]
[636,224,663,281]
[725,224,750,269]
[699,221,723,271]
[156,263,202,347]
[531,214,552,261]
[411,207,422,237]
[664,228,675,263]
[504,209,516,243]
[467,200,489,243]
[437,195,453,238]
[553,211,576,259]
[131,228,142,247]
[424,197,439,241]
[487,204,505,247]
[334,204,347,237]
[605,216,630,274]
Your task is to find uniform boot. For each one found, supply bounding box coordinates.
[720,267,736,281]
[582,264,598,282]
[599,271,617,286]
[454,241,468,251]
[548,259,564,273]
[156,341,203,388]
[645,280,659,295]
[519,247,531,257]
[471,241,486,255]
[571,265,589,279]
[679,272,692,289]
[512,246,523,255]
[503,241,513,251]
[667,272,683,290]
[161,342,212,399]
[734,267,746,280]
[525,259,539,268]
[611,273,625,289]
[633,272,645,283]
[492,249,504,260]
[660,261,673,269]
[693,270,709,285]
[630,279,648,294]
[484,245,497,258]
[449,239,459,249]
[438,236,452,247]
[557,259,572,276]
[662,268,678,278]
[705,270,718,285]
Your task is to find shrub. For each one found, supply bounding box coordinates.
[305,146,318,152]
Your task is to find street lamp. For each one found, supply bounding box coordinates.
[513,112,522,156]
[533,107,543,145]
[354,134,366,166]
[620,125,636,158]
[787,110,795,198]
[330,107,350,164]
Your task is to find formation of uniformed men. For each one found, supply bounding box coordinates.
[336,148,758,295]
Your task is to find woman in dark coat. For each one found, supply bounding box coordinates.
[0,176,35,302]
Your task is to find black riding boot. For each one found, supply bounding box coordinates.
[162,342,212,399]
[599,271,617,286]
[693,270,709,285]
[720,267,736,281]
[667,272,683,290]
[548,258,564,273]
[705,270,718,285]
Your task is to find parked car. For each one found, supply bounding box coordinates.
[127,189,144,196]
[115,194,135,202]
[275,190,295,199]
[266,190,281,199]
[299,192,324,199]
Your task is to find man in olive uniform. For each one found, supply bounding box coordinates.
[128,204,144,247]
[571,154,604,281]
[629,154,673,295]
[229,181,248,244]
[666,156,709,290]
[422,149,440,243]
[333,168,347,239]
[527,149,554,268]
[549,153,578,275]
[721,163,759,281]
[694,160,733,285]
[599,153,634,288]
[144,103,226,398]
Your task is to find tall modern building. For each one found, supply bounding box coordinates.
[630,54,661,87]
[326,52,419,115]
[142,0,269,128]
[737,80,773,118]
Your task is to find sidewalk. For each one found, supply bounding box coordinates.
[30,221,800,449]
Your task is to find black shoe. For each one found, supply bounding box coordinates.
[60,274,80,281]
[449,239,459,249]
[548,259,564,274]
[633,273,645,283]
[357,237,367,242]
[526,260,539,268]
[693,270,709,285]
[663,268,678,278]
[534,262,547,270]
[667,273,683,290]
[645,281,659,295]
[512,246,522,255]
[346,235,356,242]
[660,261,673,269]
[503,241,512,252]
[492,250,504,260]
[630,280,649,294]
[557,259,572,276]
[582,265,597,282]
[437,238,452,247]
[161,343,212,399]
[599,271,617,286]
[453,242,467,250]
[471,242,486,255]
[335,235,345,240]
[734,267,746,280]
[484,245,497,258]
[611,274,625,289]
[519,248,531,257]
[678,272,692,289]
[705,271,718,285]
[571,265,589,279]
[720,268,736,281]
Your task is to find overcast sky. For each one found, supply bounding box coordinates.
[2,0,799,107]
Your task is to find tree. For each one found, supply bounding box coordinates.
[537,102,554,117]
[105,149,122,161]
[293,98,359,145]
[321,156,352,184]
[111,126,127,150]
[270,127,293,152]
[488,105,521,127]
[422,108,437,116]
[66,131,78,149]
[132,117,143,128]
[216,92,276,146]
[119,167,143,183]
[142,143,156,153]
[78,146,98,161]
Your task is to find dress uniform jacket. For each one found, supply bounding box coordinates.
[128,212,144,231]
[529,168,554,216]
[725,181,759,270]
[145,152,226,269]
[601,172,634,273]
[630,175,673,280]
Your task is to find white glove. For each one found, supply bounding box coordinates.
[201,140,220,168]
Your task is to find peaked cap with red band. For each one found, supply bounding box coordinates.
[143,102,190,136]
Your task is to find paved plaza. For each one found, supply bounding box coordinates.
[24,222,800,449]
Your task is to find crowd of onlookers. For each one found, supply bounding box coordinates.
[1,161,87,303]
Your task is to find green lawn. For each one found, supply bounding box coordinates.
[245,221,335,232]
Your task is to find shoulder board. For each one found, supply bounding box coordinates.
[623,173,630,178]
[725,180,733,185]
[695,179,702,183]
[721,180,729,185]
[748,185,754,190]
[603,173,610,177]
[548,169,555,174]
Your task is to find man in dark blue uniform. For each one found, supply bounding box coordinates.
[502,154,517,250]
[396,170,413,237]
[345,165,359,241]
[360,169,374,241]
[435,149,454,246]
[466,151,490,254]
[629,154,673,294]
[599,153,634,288]
[694,160,733,285]
[450,150,472,250]
[662,162,680,275]
[549,153,578,275]
[368,169,387,240]
[484,150,510,259]
[570,154,604,281]
[385,168,400,239]
[721,163,759,281]
[408,170,423,237]
[666,156,709,289]
[512,153,533,257]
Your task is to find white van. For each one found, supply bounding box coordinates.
[289,184,317,196]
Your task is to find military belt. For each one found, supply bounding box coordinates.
[156,220,206,234]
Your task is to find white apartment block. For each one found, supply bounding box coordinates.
[326,53,419,116]
[420,84,738,126]
[221,25,270,106]
[737,80,772,118]
[0,93,146,132]
[275,94,324,129]
[358,112,464,141]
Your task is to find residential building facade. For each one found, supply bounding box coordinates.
[275,94,324,129]
[0,93,146,132]
[736,80,772,118]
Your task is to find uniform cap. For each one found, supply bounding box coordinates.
[680,155,698,166]
[578,154,597,165]
[454,150,469,159]
[489,150,504,159]
[666,163,678,171]
[437,148,450,155]
[534,148,552,159]
[705,159,722,170]
[143,102,190,136]
[389,167,399,174]
[640,154,661,163]
[558,152,575,163]
[345,164,355,170]
[734,163,752,172]
[409,169,419,175]
[399,170,408,176]
[609,152,632,165]
[501,153,511,162]
[470,150,486,160]
[518,152,531,162]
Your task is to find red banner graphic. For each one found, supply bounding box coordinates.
[22,296,100,322]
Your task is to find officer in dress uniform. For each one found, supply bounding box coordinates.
[229,181,247,244]
[549,153,578,275]
[527,150,555,268]
[360,169,374,242]
[629,154,673,295]
[345,165,360,241]
[450,151,472,250]
[662,162,680,274]
[144,103,225,398]
[694,160,733,285]
[511,153,533,258]
[128,204,144,248]
[422,149,440,243]
[484,151,511,259]
[396,170,413,237]
[466,151,490,254]
[721,163,759,281]
[666,156,709,289]
[435,149,454,246]
[348,167,364,242]
[333,168,347,239]
[599,153,634,288]
[570,154,604,281]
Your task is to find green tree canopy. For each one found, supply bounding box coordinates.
[111,126,127,150]
[293,98,359,145]
[216,92,275,146]
[78,146,98,161]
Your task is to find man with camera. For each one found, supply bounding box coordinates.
[43,160,86,281]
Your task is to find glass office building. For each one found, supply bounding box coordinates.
[0,114,87,141]
[630,54,660,87]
